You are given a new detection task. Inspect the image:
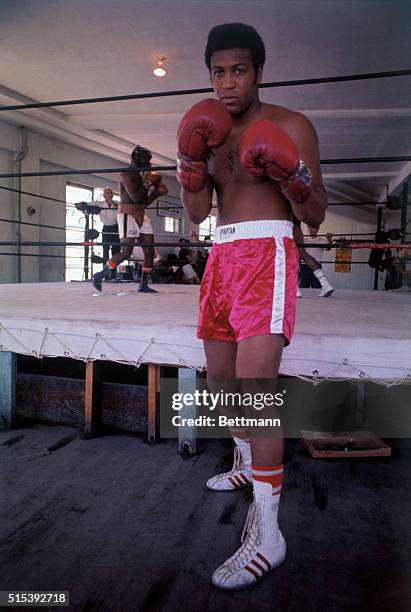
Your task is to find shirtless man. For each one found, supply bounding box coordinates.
[92,146,168,293]
[177,23,327,590]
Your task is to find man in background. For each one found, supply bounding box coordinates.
[92,146,168,293]
[99,187,120,262]
[293,219,334,296]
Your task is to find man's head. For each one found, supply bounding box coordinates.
[205,23,265,75]
[131,145,152,169]
[386,228,401,241]
[205,23,266,115]
[180,247,195,263]
[187,248,196,263]
[103,187,113,202]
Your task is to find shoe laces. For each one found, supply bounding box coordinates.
[231,446,242,472]
[223,502,262,572]
[241,502,260,545]
[214,446,243,482]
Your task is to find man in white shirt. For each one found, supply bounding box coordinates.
[179,248,200,285]
[98,188,120,261]
[293,220,334,297]
[75,187,120,279]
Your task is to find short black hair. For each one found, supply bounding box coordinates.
[205,23,266,73]
[131,145,152,168]
[179,248,190,262]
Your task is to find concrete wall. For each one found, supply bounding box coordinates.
[0,119,187,283]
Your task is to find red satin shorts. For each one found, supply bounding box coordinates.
[197,220,298,346]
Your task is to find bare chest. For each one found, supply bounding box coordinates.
[208,132,253,187]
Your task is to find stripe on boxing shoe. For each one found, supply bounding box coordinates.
[250,558,266,574]
[244,565,260,579]
[244,553,271,579]
[229,476,242,488]
[256,552,271,570]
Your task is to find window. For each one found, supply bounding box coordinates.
[66,183,92,282]
[164,216,179,233]
[65,182,118,281]
[199,215,216,240]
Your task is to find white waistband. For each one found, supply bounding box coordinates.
[214,220,294,244]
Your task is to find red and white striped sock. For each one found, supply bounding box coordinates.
[252,463,284,497]
[106,258,116,270]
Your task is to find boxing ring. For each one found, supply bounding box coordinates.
[1,282,410,450]
[0,282,410,377]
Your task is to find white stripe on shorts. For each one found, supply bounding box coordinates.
[117,213,140,239]
[270,236,286,335]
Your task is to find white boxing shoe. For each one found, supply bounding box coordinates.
[318,282,335,297]
[296,286,302,298]
[211,496,286,590]
[313,270,335,297]
[207,446,252,491]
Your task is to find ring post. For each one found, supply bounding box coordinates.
[177,367,198,456]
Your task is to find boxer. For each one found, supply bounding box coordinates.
[92,146,168,293]
[177,23,327,590]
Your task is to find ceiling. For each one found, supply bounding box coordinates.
[0,0,410,203]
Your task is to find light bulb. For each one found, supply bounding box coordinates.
[153,66,166,77]
[153,57,167,77]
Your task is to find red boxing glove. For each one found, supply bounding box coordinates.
[143,171,163,197]
[176,154,208,193]
[177,98,232,192]
[144,171,162,186]
[156,182,168,197]
[240,119,312,203]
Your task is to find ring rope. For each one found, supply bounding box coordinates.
[0,69,409,112]
[0,240,410,249]
[1,156,410,179]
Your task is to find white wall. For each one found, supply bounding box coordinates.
[0,147,17,283]
[309,204,402,291]
[0,119,185,283]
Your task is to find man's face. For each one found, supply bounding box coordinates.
[103,189,113,202]
[210,48,262,115]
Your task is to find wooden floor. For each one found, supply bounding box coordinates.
[1,423,410,612]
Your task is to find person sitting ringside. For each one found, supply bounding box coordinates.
[179,248,200,285]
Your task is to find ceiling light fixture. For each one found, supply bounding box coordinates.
[153,56,167,77]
